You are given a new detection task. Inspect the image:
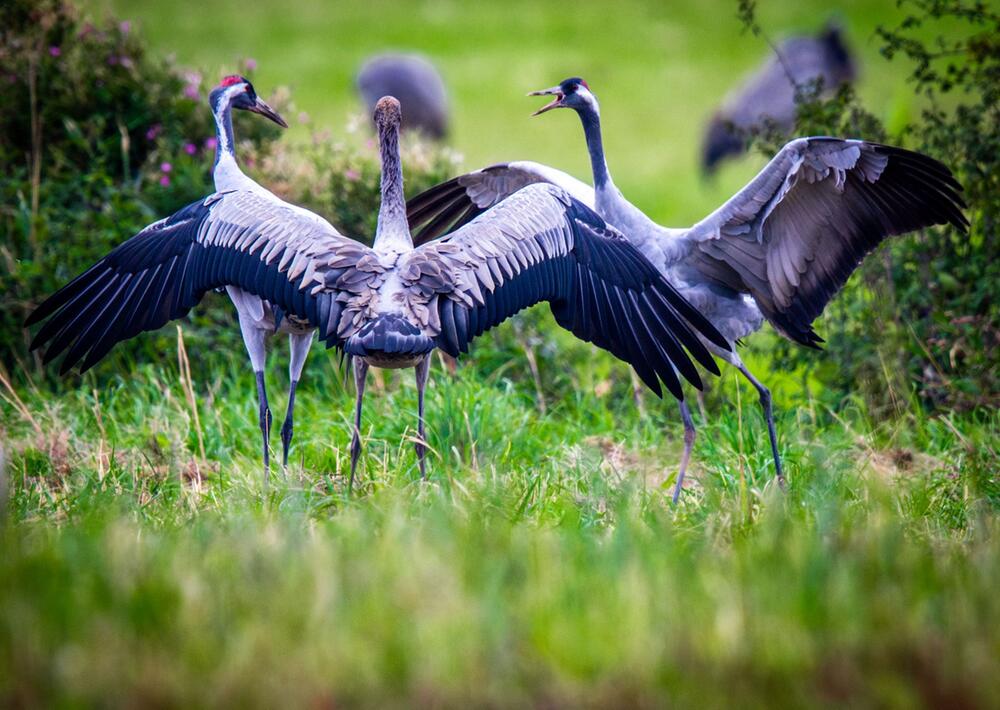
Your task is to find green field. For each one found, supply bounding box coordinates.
[88,0,921,225]
[3,0,999,706]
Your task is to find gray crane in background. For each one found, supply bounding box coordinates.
[702,22,857,173]
[357,54,449,139]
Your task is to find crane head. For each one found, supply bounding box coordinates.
[528,77,597,117]
[210,75,288,128]
[374,96,403,129]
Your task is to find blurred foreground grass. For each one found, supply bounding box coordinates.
[2,322,998,706]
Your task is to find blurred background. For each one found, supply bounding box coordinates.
[87,0,920,225]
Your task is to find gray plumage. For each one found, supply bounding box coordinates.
[407,77,967,499]
[26,94,733,491]
[357,54,449,139]
[702,22,857,173]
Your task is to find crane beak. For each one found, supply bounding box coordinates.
[528,86,565,116]
[249,97,289,128]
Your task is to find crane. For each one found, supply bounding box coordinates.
[406,77,967,501]
[25,95,733,491]
[206,76,316,479]
[357,54,449,140]
[702,22,857,173]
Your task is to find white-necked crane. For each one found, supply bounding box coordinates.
[25,94,734,491]
[406,77,967,500]
[26,75,326,480]
[208,76,316,478]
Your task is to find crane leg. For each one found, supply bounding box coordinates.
[255,371,272,484]
[735,362,785,489]
[281,332,314,470]
[349,358,370,493]
[672,400,697,504]
[414,355,431,479]
[234,309,272,485]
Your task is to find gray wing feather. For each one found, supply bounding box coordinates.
[26,190,380,372]
[681,137,967,346]
[200,190,381,343]
[407,161,595,245]
[401,183,731,400]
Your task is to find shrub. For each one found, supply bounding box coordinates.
[0,0,458,383]
[738,0,999,413]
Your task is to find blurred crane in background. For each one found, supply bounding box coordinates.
[701,22,857,173]
[357,54,450,140]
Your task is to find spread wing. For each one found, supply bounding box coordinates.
[25,189,377,373]
[680,137,967,346]
[407,161,594,245]
[398,183,730,400]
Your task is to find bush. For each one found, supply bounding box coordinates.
[738,0,999,413]
[0,0,458,382]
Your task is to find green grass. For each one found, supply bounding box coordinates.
[5,0,1000,705]
[2,323,999,706]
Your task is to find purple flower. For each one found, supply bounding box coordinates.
[244,58,257,71]
[204,137,218,151]
[119,56,133,69]
[145,124,162,141]
[159,176,170,187]
[119,20,131,34]
[297,112,309,125]
[160,162,172,173]
[48,46,61,57]
[344,169,360,182]
[183,84,200,100]
[107,55,118,66]
[184,143,197,155]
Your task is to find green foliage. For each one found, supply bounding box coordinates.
[0,0,457,381]
[739,0,1000,413]
[0,0,283,375]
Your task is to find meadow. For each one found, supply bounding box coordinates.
[2,0,998,706]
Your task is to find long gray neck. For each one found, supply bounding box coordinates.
[212,92,243,189]
[576,101,652,233]
[373,119,412,251]
[578,106,611,190]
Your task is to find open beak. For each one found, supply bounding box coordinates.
[528,86,565,116]
[249,97,288,128]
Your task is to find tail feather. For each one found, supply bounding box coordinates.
[344,314,435,357]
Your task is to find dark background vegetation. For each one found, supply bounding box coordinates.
[740,0,998,413]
